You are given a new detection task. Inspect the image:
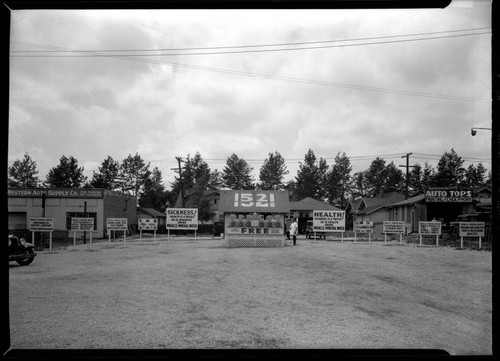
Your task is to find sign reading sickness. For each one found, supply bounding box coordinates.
[166,208,198,230]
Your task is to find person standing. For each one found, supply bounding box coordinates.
[289,217,298,246]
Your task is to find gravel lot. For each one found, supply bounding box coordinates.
[8,235,492,355]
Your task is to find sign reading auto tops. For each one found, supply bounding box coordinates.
[383,221,405,234]
[312,210,345,232]
[166,208,198,230]
[459,222,485,237]
[106,218,128,231]
[71,217,94,231]
[425,189,473,202]
[29,217,54,231]
[138,218,158,230]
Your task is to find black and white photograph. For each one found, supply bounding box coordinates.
[5,0,493,357]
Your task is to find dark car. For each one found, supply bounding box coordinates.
[305,220,326,239]
[8,234,36,266]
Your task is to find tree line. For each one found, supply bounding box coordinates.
[8,148,491,219]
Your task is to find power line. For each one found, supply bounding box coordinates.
[11,32,491,57]
[10,27,490,56]
[9,42,490,103]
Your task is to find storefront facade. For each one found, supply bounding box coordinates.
[219,190,290,247]
[387,188,476,233]
[8,188,137,239]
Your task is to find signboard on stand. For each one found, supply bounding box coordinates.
[138,218,158,243]
[166,208,198,242]
[353,221,374,242]
[418,221,442,246]
[71,217,95,246]
[29,217,54,252]
[383,221,405,244]
[459,222,485,249]
[106,218,128,244]
[312,210,345,242]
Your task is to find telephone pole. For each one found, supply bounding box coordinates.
[172,157,185,207]
[399,153,415,200]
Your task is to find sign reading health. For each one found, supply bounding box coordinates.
[312,210,345,232]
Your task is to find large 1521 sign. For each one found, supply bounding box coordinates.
[233,193,275,208]
[166,208,198,230]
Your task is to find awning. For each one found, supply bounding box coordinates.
[219,190,290,213]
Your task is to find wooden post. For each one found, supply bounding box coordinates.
[49,232,53,252]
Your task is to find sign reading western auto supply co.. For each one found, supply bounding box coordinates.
[8,188,104,198]
[425,188,473,203]
[166,208,198,230]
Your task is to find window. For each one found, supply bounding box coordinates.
[66,212,97,230]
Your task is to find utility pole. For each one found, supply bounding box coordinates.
[399,153,415,200]
[83,201,87,245]
[173,157,185,208]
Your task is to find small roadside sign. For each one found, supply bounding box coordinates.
[139,218,158,231]
[29,217,54,231]
[71,217,94,231]
[107,218,128,231]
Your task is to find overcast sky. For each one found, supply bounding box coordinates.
[8,1,492,189]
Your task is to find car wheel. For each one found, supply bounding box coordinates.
[16,248,35,266]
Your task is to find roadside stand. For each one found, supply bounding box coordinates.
[218,190,290,247]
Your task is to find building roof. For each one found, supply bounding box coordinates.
[137,207,166,218]
[219,190,290,213]
[346,199,362,212]
[175,188,220,207]
[356,205,386,216]
[290,197,341,211]
[386,194,426,208]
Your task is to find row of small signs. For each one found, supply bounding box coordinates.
[27,208,199,233]
[310,211,485,237]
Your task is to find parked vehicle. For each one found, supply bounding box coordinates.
[305,220,326,239]
[8,234,36,266]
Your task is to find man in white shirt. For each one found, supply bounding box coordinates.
[289,218,298,246]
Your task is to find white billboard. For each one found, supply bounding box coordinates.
[29,217,54,231]
[312,210,345,232]
[107,218,128,231]
[383,221,405,234]
[139,218,158,231]
[459,222,485,237]
[166,208,198,230]
[419,221,442,236]
[71,217,94,231]
[354,221,374,233]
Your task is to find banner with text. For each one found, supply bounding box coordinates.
[107,218,128,231]
[313,210,345,232]
[383,221,406,234]
[71,217,94,231]
[29,217,54,231]
[419,221,442,235]
[354,221,374,233]
[139,218,158,231]
[166,208,198,230]
[459,222,485,237]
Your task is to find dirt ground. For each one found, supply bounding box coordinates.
[8,235,492,355]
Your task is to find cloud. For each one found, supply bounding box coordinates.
[8,6,492,189]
